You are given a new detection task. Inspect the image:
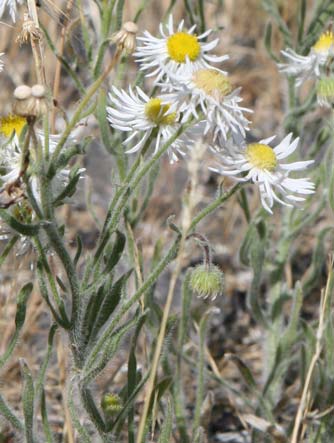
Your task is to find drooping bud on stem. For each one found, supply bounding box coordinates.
[111,21,138,54]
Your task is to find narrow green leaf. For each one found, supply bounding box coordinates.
[74,235,83,266]
[225,354,257,389]
[0,209,39,236]
[103,230,126,273]
[0,235,19,267]
[91,270,132,338]
[41,389,54,443]
[0,282,33,369]
[158,399,173,443]
[20,359,35,443]
[264,22,280,62]
[53,169,82,205]
[0,393,24,431]
[80,387,106,433]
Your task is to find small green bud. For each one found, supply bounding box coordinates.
[189,264,224,300]
[316,77,334,108]
[101,393,123,415]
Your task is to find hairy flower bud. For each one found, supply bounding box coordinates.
[189,264,224,300]
[101,393,123,415]
[316,77,334,108]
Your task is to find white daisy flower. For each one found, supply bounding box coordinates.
[107,85,193,163]
[168,68,252,142]
[279,31,334,86]
[0,0,24,22]
[210,133,315,213]
[135,15,228,82]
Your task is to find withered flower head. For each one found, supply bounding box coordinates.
[112,21,138,54]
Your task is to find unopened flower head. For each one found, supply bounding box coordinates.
[0,0,23,22]
[170,68,252,141]
[101,393,123,415]
[279,31,334,86]
[112,21,138,54]
[316,76,334,107]
[210,133,315,213]
[135,15,229,82]
[189,264,224,300]
[107,85,193,163]
[0,114,26,137]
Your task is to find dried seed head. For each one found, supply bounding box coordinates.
[17,13,43,44]
[14,85,32,100]
[31,84,46,98]
[111,21,138,54]
[13,84,48,118]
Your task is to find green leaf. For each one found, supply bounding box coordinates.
[97,89,115,153]
[20,359,35,443]
[0,209,40,236]
[53,168,82,205]
[91,270,132,339]
[264,22,280,62]
[41,389,55,443]
[103,230,126,273]
[158,399,173,443]
[271,292,292,321]
[80,387,106,433]
[84,313,140,382]
[74,235,83,266]
[0,393,24,431]
[225,354,257,389]
[0,282,33,369]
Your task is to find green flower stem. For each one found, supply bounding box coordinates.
[189,182,243,231]
[0,394,24,431]
[102,121,195,236]
[83,235,181,376]
[43,113,50,161]
[98,131,156,243]
[49,47,122,170]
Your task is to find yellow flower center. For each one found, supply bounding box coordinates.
[167,32,200,63]
[313,31,334,54]
[246,143,277,170]
[192,69,232,98]
[0,114,26,137]
[144,98,176,125]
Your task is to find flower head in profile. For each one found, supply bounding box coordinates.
[107,85,193,163]
[135,15,228,82]
[0,0,24,22]
[169,68,252,141]
[210,133,315,213]
[316,76,334,107]
[279,31,334,86]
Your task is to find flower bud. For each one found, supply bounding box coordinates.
[111,21,138,54]
[101,393,123,415]
[316,77,334,108]
[189,264,224,300]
